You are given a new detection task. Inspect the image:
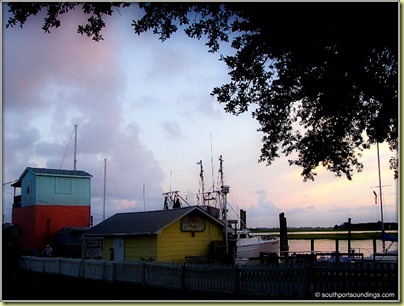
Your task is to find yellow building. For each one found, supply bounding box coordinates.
[84,206,225,262]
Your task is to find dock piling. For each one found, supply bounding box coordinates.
[279,212,289,257]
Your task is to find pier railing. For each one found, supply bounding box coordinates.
[18,256,398,298]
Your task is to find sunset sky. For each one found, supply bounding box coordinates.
[2,4,398,228]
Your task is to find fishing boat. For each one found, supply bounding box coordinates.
[163,155,280,261]
[234,229,280,259]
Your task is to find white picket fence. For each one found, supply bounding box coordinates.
[18,256,398,298]
[185,263,236,294]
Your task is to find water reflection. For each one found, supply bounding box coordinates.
[288,239,398,256]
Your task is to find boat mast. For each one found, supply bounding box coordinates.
[73,124,78,171]
[197,160,205,205]
[376,142,386,252]
[218,155,225,218]
[219,155,230,256]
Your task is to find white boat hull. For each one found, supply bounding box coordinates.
[237,238,280,259]
[365,250,398,263]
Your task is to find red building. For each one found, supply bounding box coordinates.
[11,168,92,253]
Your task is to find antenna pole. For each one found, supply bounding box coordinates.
[103,158,107,221]
[376,142,385,252]
[74,125,78,170]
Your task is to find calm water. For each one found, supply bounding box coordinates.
[288,239,398,256]
[255,231,398,255]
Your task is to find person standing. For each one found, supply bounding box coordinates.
[42,245,53,257]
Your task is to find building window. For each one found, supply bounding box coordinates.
[25,180,31,205]
[56,178,72,194]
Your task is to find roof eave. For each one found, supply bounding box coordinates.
[84,232,155,237]
[35,173,92,178]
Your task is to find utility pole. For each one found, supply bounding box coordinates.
[73,124,78,171]
[103,158,107,221]
[143,184,146,211]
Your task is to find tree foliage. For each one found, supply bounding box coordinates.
[6,2,399,181]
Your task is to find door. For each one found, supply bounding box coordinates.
[113,238,125,262]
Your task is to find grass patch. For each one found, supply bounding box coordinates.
[251,228,398,240]
[287,232,382,240]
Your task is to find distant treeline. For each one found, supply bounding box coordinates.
[254,222,398,232]
[334,221,398,231]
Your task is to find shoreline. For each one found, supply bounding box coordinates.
[286,233,384,240]
[254,230,398,240]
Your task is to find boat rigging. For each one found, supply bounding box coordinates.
[162,155,280,261]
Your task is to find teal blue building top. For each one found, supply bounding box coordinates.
[12,167,92,207]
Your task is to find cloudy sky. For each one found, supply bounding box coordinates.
[2,4,398,228]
